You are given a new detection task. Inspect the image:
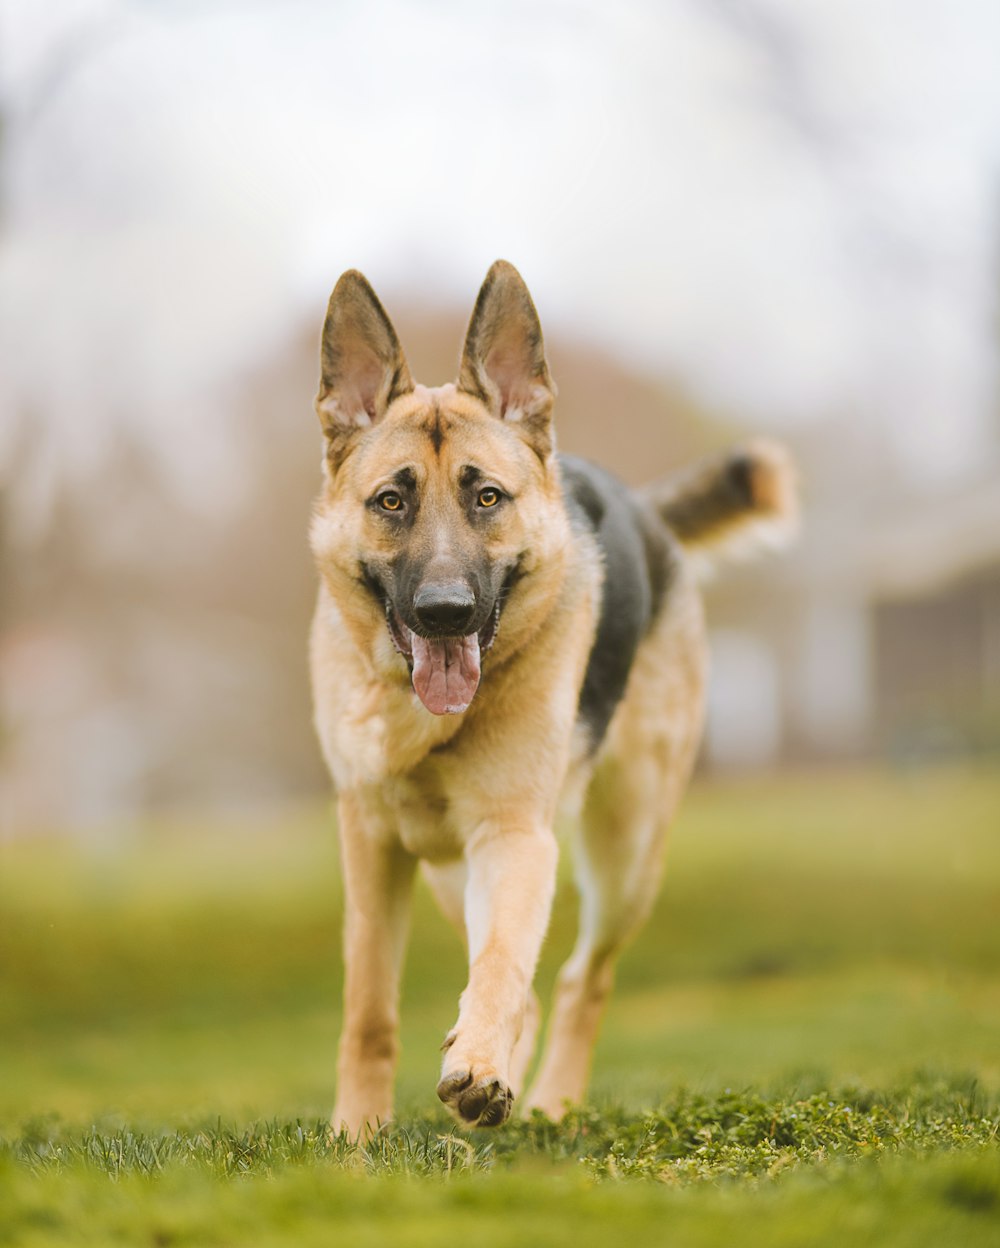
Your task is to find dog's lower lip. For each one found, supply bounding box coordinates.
[477,598,501,652]
[385,602,413,659]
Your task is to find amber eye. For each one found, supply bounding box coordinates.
[477,487,501,508]
[378,492,403,512]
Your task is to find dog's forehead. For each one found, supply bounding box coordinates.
[351,385,529,486]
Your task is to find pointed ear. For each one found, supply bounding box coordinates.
[315,270,413,450]
[458,261,556,455]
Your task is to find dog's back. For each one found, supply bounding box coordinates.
[558,443,796,757]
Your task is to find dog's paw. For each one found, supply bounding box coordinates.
[436,1068,514,1128]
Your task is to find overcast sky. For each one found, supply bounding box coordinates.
[2,0,999,510]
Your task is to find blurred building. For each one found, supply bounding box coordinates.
[703,436,1000,768]
[868,482,1000,759]
[3,1,1000,832]
[3,312,999,833]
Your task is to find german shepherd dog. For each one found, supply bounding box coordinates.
[309,261,796,1134]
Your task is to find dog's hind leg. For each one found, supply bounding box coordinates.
[524,583,707,1119]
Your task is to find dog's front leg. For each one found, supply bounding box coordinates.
[332,789,416,1138]
[437,820,558,1127]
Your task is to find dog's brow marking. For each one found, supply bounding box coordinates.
[428,410,445,455]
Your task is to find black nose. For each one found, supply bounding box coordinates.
[412,582,476,635]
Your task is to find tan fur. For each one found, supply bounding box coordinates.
[309,262,794,1135]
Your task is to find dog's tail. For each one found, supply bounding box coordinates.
[641,439,798,570]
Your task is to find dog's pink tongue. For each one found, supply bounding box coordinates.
[410,633,481,715]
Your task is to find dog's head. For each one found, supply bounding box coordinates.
[310,261,568,716]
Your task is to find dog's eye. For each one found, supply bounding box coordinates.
[477,488,501,508]
[378,492,403,512]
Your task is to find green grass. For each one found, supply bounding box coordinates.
[2,1152,998,1248]
[1,765,999,1244]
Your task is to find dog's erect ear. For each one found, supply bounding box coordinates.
[458,261,556,455]
[315,270,413,448]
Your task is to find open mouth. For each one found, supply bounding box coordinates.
[385,599,501,716]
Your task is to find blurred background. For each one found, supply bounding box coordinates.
[2,0,1000,836]
[2,1,999,1147]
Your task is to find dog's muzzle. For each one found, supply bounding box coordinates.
[385,597,502,716]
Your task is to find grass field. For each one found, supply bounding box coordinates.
[2,765,999,1245]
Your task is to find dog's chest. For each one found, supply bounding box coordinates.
[383,762,466,862]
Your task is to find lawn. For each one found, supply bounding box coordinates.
[1,765,998,1245]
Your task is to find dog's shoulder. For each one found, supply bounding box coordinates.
[558,454,679,752]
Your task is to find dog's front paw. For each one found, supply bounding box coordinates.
[436,1066,513,1127]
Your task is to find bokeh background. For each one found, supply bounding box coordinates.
[2,8,1000,1198]
[2,0,999,832]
